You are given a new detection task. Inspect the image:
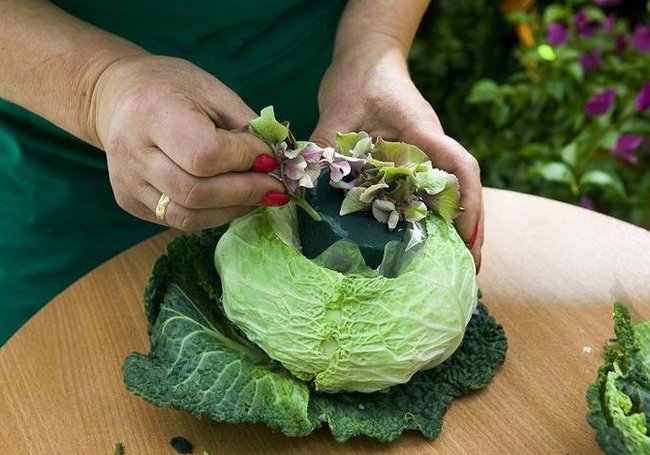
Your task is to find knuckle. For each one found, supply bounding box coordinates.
[177,176,205,208]
[175,209,203,232]
[189,140,219,176]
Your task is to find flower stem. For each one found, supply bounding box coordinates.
[293,197,322,221]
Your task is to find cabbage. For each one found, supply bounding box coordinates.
[215,203,478,393]
[587,303,650,454]
[123,227,507,441]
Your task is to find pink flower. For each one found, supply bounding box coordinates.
[633,24,650,53]
[579,195,596,211]
[547,23,568,46]
[579,48,603,71]
[584,89,616,117]
[615,34,629,54]
[635,82,650,112]
[574,11,596,37]
[593,0,621,5]
[611,135,643,164]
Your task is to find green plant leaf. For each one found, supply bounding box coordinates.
[543,4,569,24]
[467,80,500,104]
[561,143,579,167]
[579,170,626,198]
[532,161,576,188]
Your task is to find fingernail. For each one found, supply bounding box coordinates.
[260,190,290,206]
[469,222,480,250]
[251,154,279,173]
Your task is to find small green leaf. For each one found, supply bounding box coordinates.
[567,61,584,82]
[599,131,620,150]
[468,80,500,104]
[335,132,370,154]
[372,138,429,166]
[537,44,557,62]
[583,6,606,22]
[543,5,569,24]
[560,143,579,167]
[532,162,576,186]
[579,170,626,198]
[490,102,511,127]
[248,106,289,144]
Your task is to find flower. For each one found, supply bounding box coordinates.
[633,24,650,53]
[603,13,616,31]
[584,89,616,117]
[547,23,568,46]
[611,135,643,164]
[579,48,603,71]
[635,82,650,112]
[615,34,629,54]
[579,195,596,211]
[371,199,400,230]
[574,11,596,37]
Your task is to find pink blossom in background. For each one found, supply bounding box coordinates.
[547,23,568,46]
[615,34,629,54]
[635,82,650,112]
[611,135,643,164]
[579,195,596,211]
[584,89,616,117]
[579,48,603,71]
[574,11,596,37]
[633,24,650,53]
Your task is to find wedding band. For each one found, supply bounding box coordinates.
[155,193,172,221]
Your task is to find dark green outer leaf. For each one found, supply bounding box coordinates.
[124,228,507,442]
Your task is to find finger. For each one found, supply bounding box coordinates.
[152,104,273,177]
[140,184,256,231]
[142,146,286,209]
[310,116,360,148]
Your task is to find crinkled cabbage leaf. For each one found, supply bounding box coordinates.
[587,303,650,454]
[215,204,478,393]
[123,215,507,442]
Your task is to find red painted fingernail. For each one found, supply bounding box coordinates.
[251,154,279,172]
[260,190,290,206]
[469,222,480,250]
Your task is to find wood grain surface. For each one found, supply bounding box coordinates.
[1,188,649,455]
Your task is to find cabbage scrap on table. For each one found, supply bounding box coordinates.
[122,108,507,442]
[587,303,650,454]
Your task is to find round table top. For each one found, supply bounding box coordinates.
[1,188,649,455]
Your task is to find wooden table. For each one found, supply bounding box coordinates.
[1,188,649,455]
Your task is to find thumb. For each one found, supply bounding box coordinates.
[310,115,351,149]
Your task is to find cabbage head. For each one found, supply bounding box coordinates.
[215,203,478,393]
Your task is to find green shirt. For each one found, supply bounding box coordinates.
[0,0,346,345]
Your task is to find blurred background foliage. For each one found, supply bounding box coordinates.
[410,0,650,228]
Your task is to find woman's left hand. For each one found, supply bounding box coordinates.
[311,48,484,272]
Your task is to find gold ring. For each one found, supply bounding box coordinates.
[155,193,172,221]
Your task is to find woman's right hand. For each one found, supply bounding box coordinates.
[90,54,288,231]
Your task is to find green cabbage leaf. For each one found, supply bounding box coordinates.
[123,222,507,441]
[587,303,650,454]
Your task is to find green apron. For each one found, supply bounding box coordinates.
[0,0,346,345]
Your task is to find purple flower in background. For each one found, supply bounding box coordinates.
[634,24,650,53]
[593,0,622,5]
[636,82,650,112]
[574,11,596,37]
[584,89,616,117]
[579,48,603,71]
[579,196,596,211]
[611,135,643,164]
[547,23,568,46]
[615,34,629,54]
[603,13,616,31]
